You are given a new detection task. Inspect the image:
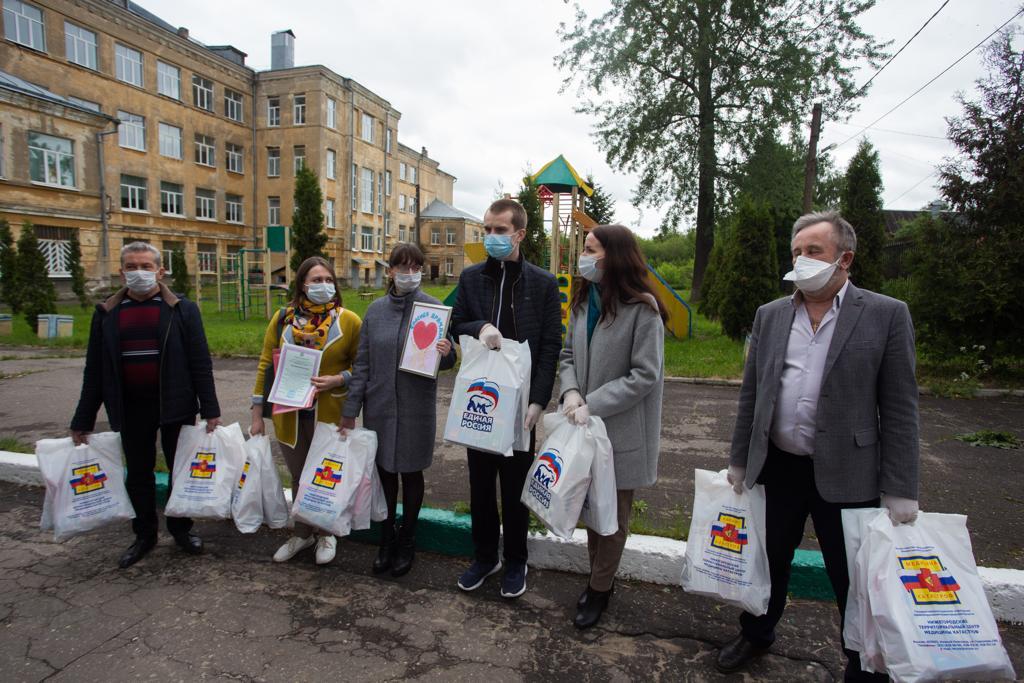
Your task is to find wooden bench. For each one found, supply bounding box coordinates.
[358,292,375,301]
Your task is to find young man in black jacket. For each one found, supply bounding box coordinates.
[452,198,562,598]
[70,242,221,568]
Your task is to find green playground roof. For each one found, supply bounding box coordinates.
[527,155,594,196]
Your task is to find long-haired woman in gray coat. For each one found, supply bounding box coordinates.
[341,243,456,577]
[559,224,667,629]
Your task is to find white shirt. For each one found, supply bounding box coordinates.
[770,280,849,456]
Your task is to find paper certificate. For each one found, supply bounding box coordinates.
[398,302,452,378]
[267,342,322,408]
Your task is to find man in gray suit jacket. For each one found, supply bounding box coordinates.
[716,211,919,682]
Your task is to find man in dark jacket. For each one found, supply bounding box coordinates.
[452,198,562,598]
[70,242,221,568]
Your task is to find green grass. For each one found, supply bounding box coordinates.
[0,436,33,453]
[664,310,745,378]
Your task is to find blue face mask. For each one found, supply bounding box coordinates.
[484,233,515,260]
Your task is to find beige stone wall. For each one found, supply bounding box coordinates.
[420,217,482,281]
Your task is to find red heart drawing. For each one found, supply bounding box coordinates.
[413,321,438,350]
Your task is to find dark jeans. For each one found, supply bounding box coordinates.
[739,443,886,682]
[120,398,193,540]
[466,433,535,566]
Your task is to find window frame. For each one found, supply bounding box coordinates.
[293,94,306,125]
[120,174,147,212]
[28,131,75,188]
[293,145,305,174]
[194,133,215,167]
[64,21,96,70]
[326,149,336,180]
[326,97,336,129]
[267,147,280,177]
[225,142,243,174]
[225,194,243,223]
[157,60,180,99]
[224,88,243,122]
[4,0,45,51]
[325,198,335,228]
[115,43,143,86]
[158,122,182,159]
[267,96,280,126]
[360,226,374,252]
[195,188,216,221]
[360,167,373,214]
[117,111,145,151]
[192,74,214,112]
[268,196,281,225]
[360,112,374,143]
[160,181,184,216]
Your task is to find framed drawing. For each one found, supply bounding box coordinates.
[399,302,452,378]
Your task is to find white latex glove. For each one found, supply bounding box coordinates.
[561,389,584,417]
[571,404,590,426]
[524,403,543,430]
[882,494,919,525]
[479,323,502,350]
[726,465,746,495]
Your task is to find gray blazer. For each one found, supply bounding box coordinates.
[729,283,919,502]
[559,294,665,490]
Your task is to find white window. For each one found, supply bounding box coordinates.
[386,170,392,196]
[350,225,358,251]
[385,211,391,235]
[293,94,305,124]
[361,226,374,251]
[377,227,384,253]
[445,256,454,277]
[267,147,280,176]
[325,199,335,228]
[399,194,406,212]
[410,166,417,184]
[192,75,213,111]
[158,123,182,159]
[117,111,145,151]
[430,228,440,245]
[385,128,392,153]
[447,228,456,245]
[351,163,357,210]
[268,196,281,225]
[267,97,280,126]
[360,113,374,143]
[4,0,44,51]
[326,97,336,129]
[196,188,215,220]
[360,168,373,213]
[162,242,183,275]
[224,89,243,122]
[28,132,74,187]
[64,22,96,69]
[410,195,417,213]
[194,134,215,167]
[197,246,216,273]
[377,173,383,216]
[293,145,305,174]
[399,225,406,243]
[226,194,242,223]
[120,174,147,211]
[115,44,142,86]
[226,143,243,173]
[160,181,183,216]
[157,61,180,99]
[36,226,74,277]
[326,149,336,180]
[399,162,407,181]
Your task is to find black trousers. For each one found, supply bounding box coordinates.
[740,443,886,682]
[120,398,193,540]
[466,432,535,565]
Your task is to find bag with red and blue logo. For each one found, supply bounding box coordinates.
[165,421,247,520]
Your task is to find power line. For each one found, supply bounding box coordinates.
[833,6,1024,151]
[885,170,938,207]
[829,121,947,140]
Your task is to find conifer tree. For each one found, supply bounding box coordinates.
[15,222,57,330]
[68,232,88,307]
[290,165,327,278]
[716,199,778,341]
[584,175,616,225]
[841,139,886,292]
[171,250,191,299]
[517,178,546,265]
[0,219,18,313]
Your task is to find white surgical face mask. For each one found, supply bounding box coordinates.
[306,282,336,305]
[783,255,840,293]
[578,254,604,282]
[393,272,421,293]
[124,269,157,294]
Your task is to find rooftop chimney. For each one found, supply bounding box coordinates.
[421,146,428,158]
[177,27,189,39]
[271,30,295,70]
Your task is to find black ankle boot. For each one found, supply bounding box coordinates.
[372,523,396,575]
[391,526,416,577]
[574,585,613,629]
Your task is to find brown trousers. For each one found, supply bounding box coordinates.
[586,489,635,592]
[278,412,317,538]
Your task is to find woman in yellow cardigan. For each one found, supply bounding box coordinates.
[250,256,361,566]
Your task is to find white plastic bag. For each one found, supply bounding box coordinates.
[291,423,377,537]
[231,443,264,534]
[579,416,618,536]
[865,511,1016,683]
[165,422,247,520]
[249,435,289,529]
[842,507,888,675]
[36,432,135,542]
[680,468,770,616]
[444,335,531,456]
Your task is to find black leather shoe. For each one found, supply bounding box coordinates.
[118,536,157,569]
[715,633,769,673]
[578,580,614,609]
[373,524,396,575]
[172,531,203,555]
[574,586,612,629]
[391,532,416,577]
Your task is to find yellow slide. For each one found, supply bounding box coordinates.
[647,265,692,339]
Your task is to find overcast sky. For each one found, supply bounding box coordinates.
[141,0,1022,236]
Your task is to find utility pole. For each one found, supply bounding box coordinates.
[802,102,823,214]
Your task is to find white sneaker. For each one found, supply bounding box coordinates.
[315,534,337,565]
[273,535,315,563]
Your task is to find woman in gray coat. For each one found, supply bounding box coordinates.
[341,243,456,577]
[560,224,666,629]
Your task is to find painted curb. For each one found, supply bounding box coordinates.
[5,449,1021,622]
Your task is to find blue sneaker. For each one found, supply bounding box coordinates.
[458,559,502,591]
[500,562,528,598]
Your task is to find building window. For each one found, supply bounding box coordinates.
[196,188,215,220]
[386,128,392,153]
[117,111,145,151]
[399,162,407,181]
[293,145,305,174]
[410,195,417,214]
[120,175,147,211]
[226,194,242,223]
[360,168,373,213]
[377,227,384,253]
[197,244,217,273]
[157,61,180,99]
[399,194,406,212]
[267,147,280,177]
[351,163,357,210]
[34,226,75,277]
[158,123,182,159]
[410,166,417,184]
[115,44,142,86]
[293,94,306,124]
[268,196,281,225]
[4,0,44,51]
[267,96,280,126]
[430,228,440,245]
[192,75,213,111]
[325,199,335,228]
[385,211,391,235]
[377,173,383,216]
[386,170,392,196]
[399,225,406,243]
[28,132,74,187]
[226,142,243,173]
[224,89,243,122]
[160,181,183,216]
[162,241,183,275]
[360,113,374,143]
[326,149,336,180]
[361,226,374,251]
[447,228,456,245]
[445,256,454,277]
[326,97,336,128]
[64,22,96,69]
[194,133,215,167]
[350,225,358,251]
